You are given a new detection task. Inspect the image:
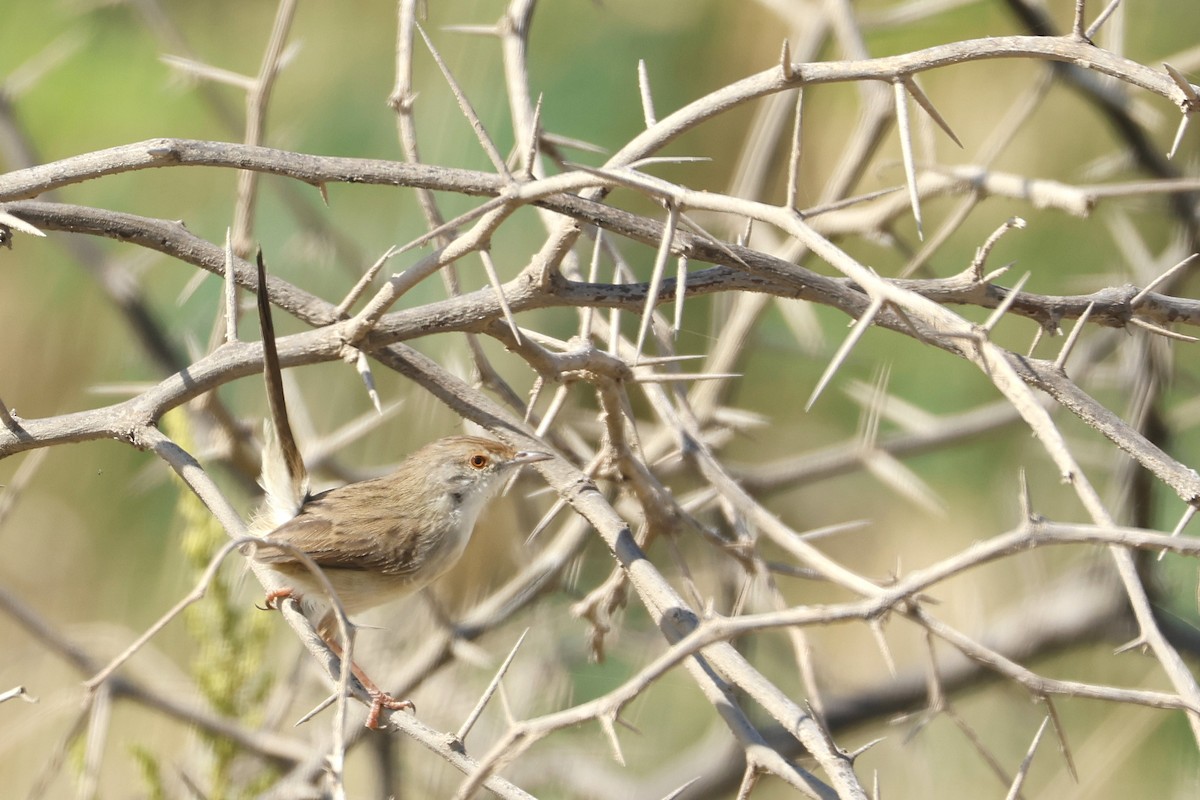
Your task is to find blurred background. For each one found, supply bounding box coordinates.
[1,0,1199,797]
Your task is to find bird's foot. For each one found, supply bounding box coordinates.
[365,690,415,730]
[258,588,298,611]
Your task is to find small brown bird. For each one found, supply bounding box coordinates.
[250,435,550,727]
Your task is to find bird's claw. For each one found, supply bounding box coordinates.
[365,690,415,729]
[258,588,298,611]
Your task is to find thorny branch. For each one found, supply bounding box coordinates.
[2,1,1200,798]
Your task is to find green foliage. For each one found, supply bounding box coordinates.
[129,744,168,800]
[161,409,277,799]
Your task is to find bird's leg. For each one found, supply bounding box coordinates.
[323,636,414,729]
[261,594,414,727]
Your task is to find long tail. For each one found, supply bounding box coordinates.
[255,250,309,529]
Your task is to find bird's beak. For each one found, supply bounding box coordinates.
[510,450,553,466]
[501,450,552,497]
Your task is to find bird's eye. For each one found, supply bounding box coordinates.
[468,453,490,469]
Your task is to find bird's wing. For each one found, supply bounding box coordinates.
[253,484,426,576]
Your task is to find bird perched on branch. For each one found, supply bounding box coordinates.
[247,251,550,728]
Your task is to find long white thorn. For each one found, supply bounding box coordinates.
[808,297,883,411]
